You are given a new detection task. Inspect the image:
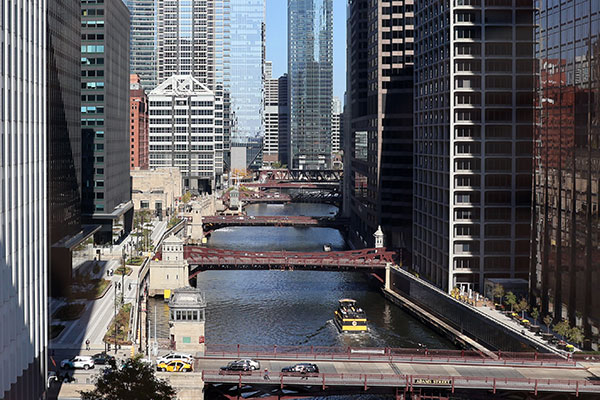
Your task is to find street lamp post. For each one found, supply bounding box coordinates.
[113,273,117,354]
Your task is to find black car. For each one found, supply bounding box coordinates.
[92,352,115,365]
[281,363,319,374]
[220,359,260,372]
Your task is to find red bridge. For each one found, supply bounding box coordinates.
[202,215,347,231]
[181,247,395,277]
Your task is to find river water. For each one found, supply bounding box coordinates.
[149,203,453,351]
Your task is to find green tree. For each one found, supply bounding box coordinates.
[182,191,192,204]
[515,298,529,319]
[492,284,505,305]
[531,307,540,325]
[567,326,584,347]
[80,356,176,400]
[554,319,571,340]
[543,315,553,334]
[505,291,517,312]
[272,161,282,169]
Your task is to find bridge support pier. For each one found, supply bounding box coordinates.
[385,263,392,291]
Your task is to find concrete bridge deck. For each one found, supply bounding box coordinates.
[198,353,600,398]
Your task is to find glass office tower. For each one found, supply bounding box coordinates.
[230,0,265,139]
[126,0,157,90]
[81,0,134,243]
[156,0,230,185]
[288,0,333,169]
[533,0,600,341]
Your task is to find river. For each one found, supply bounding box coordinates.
[149,203,453,351]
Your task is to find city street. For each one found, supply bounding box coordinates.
[50,259,139,350]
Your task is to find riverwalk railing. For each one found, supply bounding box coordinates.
[201,370,600,395]
[203,344,577,367]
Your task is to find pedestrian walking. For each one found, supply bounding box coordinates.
[263,368,270,380]
[85,339,90,351]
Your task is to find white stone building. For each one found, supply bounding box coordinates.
[331,96,342,154]
[149,75,222,193]
[263,61,279,167]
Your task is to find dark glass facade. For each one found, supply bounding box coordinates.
[48,0,82,244]
[81,0,133,241]
[533,0,600,340]
[346,0,414,255]
[48,0,83,296]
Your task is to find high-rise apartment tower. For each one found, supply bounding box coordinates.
[413,0,535,292]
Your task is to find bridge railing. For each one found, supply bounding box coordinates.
[201,370,600,394]
[203,344,576,366]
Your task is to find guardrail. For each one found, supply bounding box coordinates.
[203,344,577,367]
[201,370,600,395]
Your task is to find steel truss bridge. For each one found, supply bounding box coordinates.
[202,215,348,231]
[179,247,395,277]
[198,344,600,399]
[258,169,342,183]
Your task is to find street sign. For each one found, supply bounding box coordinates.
[413,378,452,386]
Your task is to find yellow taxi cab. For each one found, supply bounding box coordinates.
[156,359,193,372]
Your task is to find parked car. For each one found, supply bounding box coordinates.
[92,352,115,365]
[156,360,193,372]
[220,359,260,372]
[156,352,194,365]
[60,356,95,370]
[281,363,319,374]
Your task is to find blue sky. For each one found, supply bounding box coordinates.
[265,0,346,103]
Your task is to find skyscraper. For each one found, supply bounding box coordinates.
[81,0,134,243]
[263,61,280,166]
[230,0,265,139]
[149,75,219,192]
[532,0,600,339]
[130,74,150,169]
[126,0,157,90]
[288,0,333,169]
[345,0,415,253]
[413,1,535,292]
[331,96,341,154]
[1,0,48,397]
[48,0,87,296]
[155,0,230,186]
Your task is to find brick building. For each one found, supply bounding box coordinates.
[130,73,149,169]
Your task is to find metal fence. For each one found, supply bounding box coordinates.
[201,370,600,395]
[203,344,577,367]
